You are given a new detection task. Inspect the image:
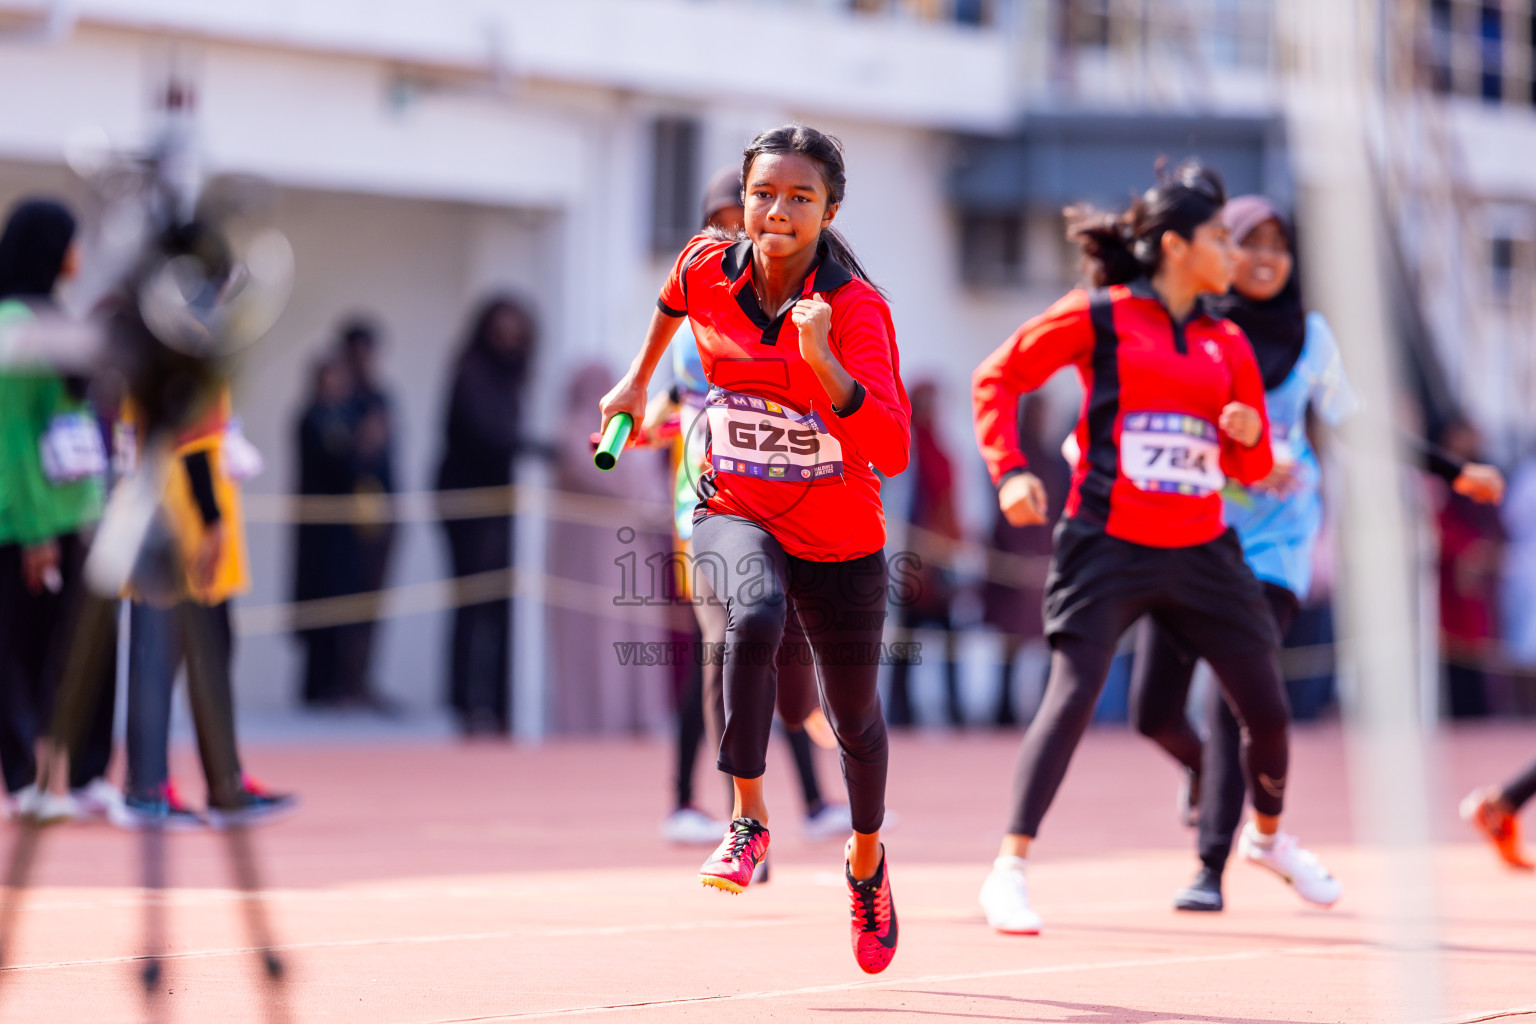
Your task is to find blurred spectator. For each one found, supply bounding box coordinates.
[1502,454,1536,671]
[1437,419,1506,718]
[435,297,535,736]
[122,383,294,828]
[0,197,119,820]
[292,355,362,706]
[291,319,398,710]
[887,380,964,727]
[340,319,399,703]
[982,394,1069,726]
[546,362,673,735]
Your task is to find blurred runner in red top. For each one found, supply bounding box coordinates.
[974,276,1272,547]
[600,125,905,974]
[972,161,1342,937]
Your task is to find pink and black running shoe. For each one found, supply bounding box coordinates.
[847,848,898,974]
[698,817,770,894]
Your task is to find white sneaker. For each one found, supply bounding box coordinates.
[14,784,79,824]
[978,857,1043,934]
[1237,823,1341,907]
[661,807,728,846]
[804,802,854,842]
[71,778,127,822]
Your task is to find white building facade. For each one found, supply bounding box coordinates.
[0,0,1527,729]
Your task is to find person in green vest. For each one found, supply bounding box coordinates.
[0,197,121,823]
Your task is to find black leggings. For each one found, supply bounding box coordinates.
[675,582,824,812]
[1006,538,1290,839]
[691,514,888,834]
[1129,582,1300,874]
[0,537,117,793]
[1502,757,1536,813]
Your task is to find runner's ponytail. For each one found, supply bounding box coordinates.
[1066,159,1227,288]
[742,125,884,295]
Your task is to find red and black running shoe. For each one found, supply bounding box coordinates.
[847,847,898,974]
[699,817,770,894]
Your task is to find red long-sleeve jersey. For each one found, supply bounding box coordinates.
[658,235,910,562]
[973,281,1273,549]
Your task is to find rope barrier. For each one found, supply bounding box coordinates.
[231,486,1536,686]
[232,565,686,637]
[241,484,673,531]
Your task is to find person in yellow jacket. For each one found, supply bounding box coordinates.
[118,388,295,829]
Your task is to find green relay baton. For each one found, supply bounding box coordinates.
[593,412,633,471]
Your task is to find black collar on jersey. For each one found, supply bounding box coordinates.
[1125,276,1212,356]
[721,239,854,346]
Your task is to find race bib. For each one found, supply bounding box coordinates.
[1119,411,1224,497]
[39,412,107,484]
[704,387,843,484]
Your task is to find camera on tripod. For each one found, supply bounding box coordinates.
[0,73,296,1019]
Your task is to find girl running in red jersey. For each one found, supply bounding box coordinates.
[600,125,908,973]
[970,161,1341,934]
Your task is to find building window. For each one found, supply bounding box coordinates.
[1491,233,1517,300]
[1206,0,1273,68]
[1480,2,1504,101]
[1428,0,1456,93]
[1063,0,1112,49]
[960,212,1025,288]
[1057,0,1272,68]
[1420,0,1536,106]
[845,0,1004,26]
[650,116,701,256]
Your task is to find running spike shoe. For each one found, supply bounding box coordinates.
[1178,766,1202,829]
[1460,788,1534,870]
[1237,823,1341,907]
[752,849,771,886]
[978,857,1042,934]
[1172,865,1224,912]
[847,846,898,974]
[698,817,769,894]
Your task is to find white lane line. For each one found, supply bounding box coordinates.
[0,898,1175,974]
[404,943,1353,1023]
[0,916,830,974]
[1439,1005,1536,1024]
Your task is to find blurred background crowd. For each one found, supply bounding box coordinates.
[1,0,1535,768]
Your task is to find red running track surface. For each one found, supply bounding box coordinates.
[0,722,1533,1023]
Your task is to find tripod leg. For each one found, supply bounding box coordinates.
[0,592,118,982]
[176,603,290,1021]
[139,823,168,1023]
[0,821,43,977]
[226,824,290,1019]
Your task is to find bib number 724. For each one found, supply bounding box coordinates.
[1141,444,1210,474]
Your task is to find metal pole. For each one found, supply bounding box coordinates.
[1285,1,1445,1019]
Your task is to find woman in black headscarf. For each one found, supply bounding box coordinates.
[435,296,536,735]
[0,197,120,820]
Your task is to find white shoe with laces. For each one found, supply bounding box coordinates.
[71,778,127,822]
[1237,822,1341,907]
[661,806,728,846]
[978,856,1043,934]
[804,802,854,842]
[14,784,79,824]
